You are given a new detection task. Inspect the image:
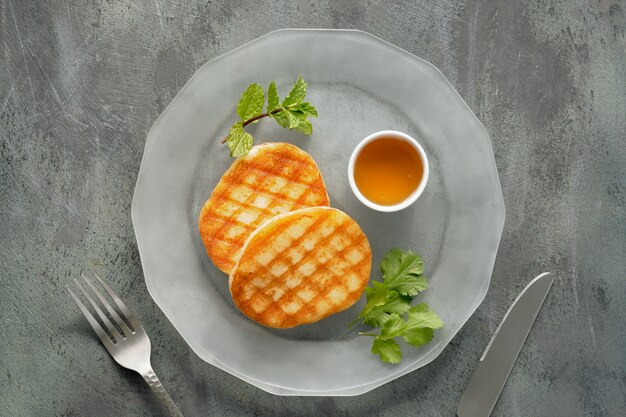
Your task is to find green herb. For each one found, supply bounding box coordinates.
[380,248,428,297]
[222,76,318,157]
[352,248,443,364]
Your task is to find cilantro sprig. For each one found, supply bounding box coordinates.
[221,76,318,157]
[352,248,444,364]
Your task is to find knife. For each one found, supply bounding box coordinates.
[457,272,555,417]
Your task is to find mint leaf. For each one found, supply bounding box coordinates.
[267,81,279,112]
[371,338,402,364]
[294,102,318,117]
[237,83,264,121]
[282,75,306,107]
[294,119,312,135]
[381,248,427,296]
[227,122,253,157]
[273,108,299,129]
[273,108,313,135]
[272,106,314,135]
[223,77,317,158]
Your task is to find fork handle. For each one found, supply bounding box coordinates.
[142,368,184,417]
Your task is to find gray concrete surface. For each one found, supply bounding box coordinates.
[1,0,625,416]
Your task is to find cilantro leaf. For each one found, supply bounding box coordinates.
[402,327,434,348]
[400,304,442,348]
[362,281,388,314]
[362,289,411,327]
[380,248,427,296]
[353,248,444,364]
[406,303,444,330]
[380,291,412,315]
[377,304,443,346]
[371,338,402,364]
[379,313,406,339]
[227,122,253,157]
[282,75,306,107]
[236,83,264,121]
[267,81,279,112]
[356,281,388,326]
[363,309,393,327]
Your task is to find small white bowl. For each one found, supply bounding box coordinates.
[348,130,429,212]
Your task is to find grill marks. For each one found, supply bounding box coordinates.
[198,143,330,273]
[199,143,372,329]
[229,207,372,329]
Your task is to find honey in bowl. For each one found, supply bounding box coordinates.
[353,137,424,206]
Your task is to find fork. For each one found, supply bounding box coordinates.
[68,271,184,417]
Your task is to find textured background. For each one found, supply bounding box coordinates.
[1,0,625,416]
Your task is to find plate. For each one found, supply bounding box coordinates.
[132,29,504,396]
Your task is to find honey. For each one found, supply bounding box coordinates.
[353,137,424,206]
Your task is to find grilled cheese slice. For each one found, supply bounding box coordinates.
[229,207,372,328]
[198,142,330,274]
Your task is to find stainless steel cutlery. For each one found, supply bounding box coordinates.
[68,271,184,417]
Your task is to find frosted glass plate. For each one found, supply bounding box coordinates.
[132,29,504,396]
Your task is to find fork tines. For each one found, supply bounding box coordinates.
[67,271,138,350]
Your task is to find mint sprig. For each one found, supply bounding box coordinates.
[222,76,318,157]
[352,248,444,364]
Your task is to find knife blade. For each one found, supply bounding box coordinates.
[457,272,555,417]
